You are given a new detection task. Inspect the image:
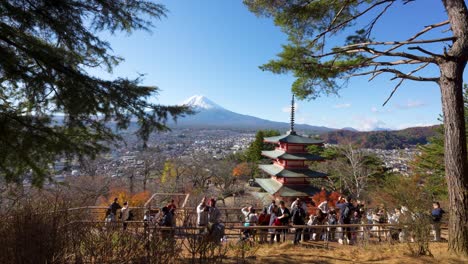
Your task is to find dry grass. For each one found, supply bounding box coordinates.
[247,242,467,264]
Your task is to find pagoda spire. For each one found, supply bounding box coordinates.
[290,94,296,134]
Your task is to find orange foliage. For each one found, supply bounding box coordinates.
[310,189,342,212]
[103,188,151,207]
[328,191,341,208]
[311,189,328,205]
[97,188,152,219]
[232,162,251,177]
[131,191,151,207]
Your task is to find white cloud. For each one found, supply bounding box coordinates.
[396,100,426,109]
[352,116,387,131]
[333,103,351,109]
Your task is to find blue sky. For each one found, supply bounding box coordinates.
[94,0,462,131]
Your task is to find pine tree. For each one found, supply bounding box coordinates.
[0,1,190,186]
[245,130,280,162]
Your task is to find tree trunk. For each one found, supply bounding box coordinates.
[441,0,468,256]
[439,61,468,255]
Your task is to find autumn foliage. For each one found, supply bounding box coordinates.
[232,162,252,177]
[97,188,151,219]
[310,189,342,214]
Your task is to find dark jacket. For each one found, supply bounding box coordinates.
[278,207,290,225]
[109,202,122,215]
[337,202,353,224]
[291,206,306,225]
[160,212,173,227]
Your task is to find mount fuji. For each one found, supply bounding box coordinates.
[171,95,334,133]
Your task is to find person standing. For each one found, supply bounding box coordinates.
[277,201,290,242]
[431,202,445,242]
[208,198,221,225]
[167,199,177,226]
[120,201,130,230]
[291,197,308,214]
[257,207,270,243]
[159,206,174,241]
[268,205,281,243]
[291,199,306,245]
[317,198,329,215]
[196,197,209,234]
[159,206,173,227]
[108,197,122,222]
[208,198,224,242]
[267,200,276,214]
[336,196,354,244]
[241,206,258,240]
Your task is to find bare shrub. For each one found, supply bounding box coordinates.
[380,174,434,256]
[182,228,228,264]
[0,191,73,264]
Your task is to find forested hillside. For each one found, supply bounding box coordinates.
[322,126,439,149]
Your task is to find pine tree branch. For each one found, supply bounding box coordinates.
[310,0,395,46]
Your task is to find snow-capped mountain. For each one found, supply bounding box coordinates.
[172,95,334,133]
[181,95,223,110]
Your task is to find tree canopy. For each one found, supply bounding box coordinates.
[0,0,190,186]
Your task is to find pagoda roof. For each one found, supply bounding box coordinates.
[264,131,323,144]
[259,164,327,178]
[255,178,321,197]
[262,150,323,161]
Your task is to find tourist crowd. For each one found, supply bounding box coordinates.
[104,196,445,245]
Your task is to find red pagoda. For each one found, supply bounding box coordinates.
[255,95,327,200]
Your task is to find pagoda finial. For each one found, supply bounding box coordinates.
[290,94,296,134]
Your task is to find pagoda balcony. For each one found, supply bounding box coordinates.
[259,164,327,179]
[262,150,323,161]
[273,160,308,169]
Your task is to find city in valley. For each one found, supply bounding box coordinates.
[43,128,420,185]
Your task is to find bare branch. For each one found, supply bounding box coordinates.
[378,20,450,58]
[345,65,437,83]
[312,44,441,64]
[347,46,435,63]
[364,0,395,37]
[366,59,424,66]
[341,36,455,49]
[408,46,445,58]
[382,62,431,106]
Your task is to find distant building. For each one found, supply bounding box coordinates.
[255,95,327,202]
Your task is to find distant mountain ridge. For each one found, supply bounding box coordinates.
[321,125,440,149]
[173,95,334,133]
[170,95,438,149]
